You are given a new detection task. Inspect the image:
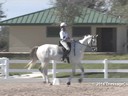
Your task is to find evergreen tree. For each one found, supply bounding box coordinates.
[0,3,8,52]
[0,3,6,20]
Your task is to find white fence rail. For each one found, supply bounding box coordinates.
[0,58,128,80]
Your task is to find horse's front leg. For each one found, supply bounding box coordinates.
[78,63,84,83]
[67,64,76,85]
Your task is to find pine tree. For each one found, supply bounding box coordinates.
[0,3,8,52]
[0,3,6,20]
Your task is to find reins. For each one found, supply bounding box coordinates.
[72,40,89,56]
[73,39,92,48]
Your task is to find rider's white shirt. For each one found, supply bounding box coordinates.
[59,28,69,41]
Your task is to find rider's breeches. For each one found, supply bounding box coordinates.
[60,40,70,50]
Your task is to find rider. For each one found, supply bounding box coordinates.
[59,22,71,63]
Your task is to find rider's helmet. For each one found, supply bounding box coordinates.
[60,22,67,27]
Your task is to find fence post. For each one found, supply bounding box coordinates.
[3,57,9,79]
[52,60,60,85]
[0,57,9,79]
[103,59,108,79]
[52,60,56,79]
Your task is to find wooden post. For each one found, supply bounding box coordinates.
[52,60,60,85]
[103,59,108,79]
[52,60,56,79]
[4,57,9,79]
[0,57,9,79]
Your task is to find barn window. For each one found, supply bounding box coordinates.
[47,26,60,37]
[72,27,91,37]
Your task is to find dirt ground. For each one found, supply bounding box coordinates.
[0,82,128,96]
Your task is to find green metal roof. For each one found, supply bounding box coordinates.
[0,7,127,25]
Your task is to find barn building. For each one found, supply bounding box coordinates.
[0,7,127,53]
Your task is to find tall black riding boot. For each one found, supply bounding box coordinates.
[66,57,70,63]
[62,50,70,63]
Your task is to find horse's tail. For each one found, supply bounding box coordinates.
[26,46,38,70]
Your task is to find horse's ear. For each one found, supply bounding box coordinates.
[84,35,86,37]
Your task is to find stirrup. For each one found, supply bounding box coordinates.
[61,56,70,63]
[61,57,66,63]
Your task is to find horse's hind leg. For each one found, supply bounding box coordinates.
[39,66,46,83]
[39,63,51,84]
[44,65,51,84]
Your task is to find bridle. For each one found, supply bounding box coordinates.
[89,36,97,51]
[72,36,97,56]
[75,36,97,51]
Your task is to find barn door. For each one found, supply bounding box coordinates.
[96,28,117,52]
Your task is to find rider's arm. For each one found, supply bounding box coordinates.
[60,31,68,41]
[60,31,64,40]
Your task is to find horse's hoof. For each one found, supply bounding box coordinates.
[49,83,53,85]
[43,81,46,84]
[78,78,83,83]
[67,82,71,85]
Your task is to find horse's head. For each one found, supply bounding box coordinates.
[79,35,98,51]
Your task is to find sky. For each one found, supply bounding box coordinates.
[1,0,53,20]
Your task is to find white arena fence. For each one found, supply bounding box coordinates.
[0,57,128,80]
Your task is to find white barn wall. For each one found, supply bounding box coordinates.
[8,25,127,53]
[117,25,127,53]
[9,26,44,52]
[9,26,71,52]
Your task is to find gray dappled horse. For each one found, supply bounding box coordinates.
[26,35,97,85]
